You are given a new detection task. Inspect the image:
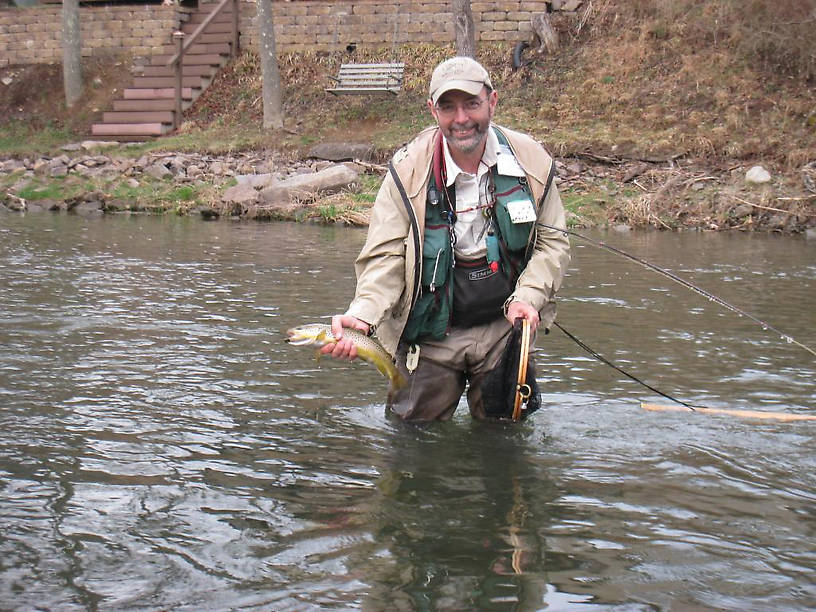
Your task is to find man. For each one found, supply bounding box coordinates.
[323,56,570,421]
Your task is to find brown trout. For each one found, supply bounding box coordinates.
[286,323,407,390]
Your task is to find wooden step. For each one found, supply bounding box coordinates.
[184,12,232,29]
[123,87,194,100]
[91,123,170,137]
[113,100,174,112]
[132,75,207,88]
[140,64,216,77]
[187,9,236,23]
[181,21,234,34]
[191,32,235,44]
[112,98,183,111]
[157,42,231,56]
[102,111,175,124]
[151,53,226,67]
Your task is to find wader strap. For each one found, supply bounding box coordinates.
[512,317,532,421]
[389,161,422,312]
[543,157,557,198]
[524,159,558,263]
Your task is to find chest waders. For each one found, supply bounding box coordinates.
[400,128,548,345]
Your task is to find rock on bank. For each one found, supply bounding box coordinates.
[0,140,371,223]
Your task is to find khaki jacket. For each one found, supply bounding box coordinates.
[346,124,571,356]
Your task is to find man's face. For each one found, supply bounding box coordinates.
[428,87,498,157]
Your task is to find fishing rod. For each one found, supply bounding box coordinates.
[541,223,816,359]
[552,320,697,410]
[551,321,816,420]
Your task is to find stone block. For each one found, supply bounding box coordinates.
[260,164,359,204]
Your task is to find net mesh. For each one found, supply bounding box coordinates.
[481,318,541,420]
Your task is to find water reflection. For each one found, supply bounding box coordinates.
[363,423,557,610]
[0,214,814,610]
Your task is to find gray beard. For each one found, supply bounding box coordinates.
[446,121,489,155]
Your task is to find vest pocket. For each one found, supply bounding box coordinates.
[420,224,452,290]
[402,288,449,343]
[494,183,534,252]
[402,224,453,343]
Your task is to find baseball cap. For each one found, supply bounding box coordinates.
[429,57,493,104]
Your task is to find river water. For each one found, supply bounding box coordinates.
[1,212,814,611]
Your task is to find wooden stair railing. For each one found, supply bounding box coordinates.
[167,0,239,130]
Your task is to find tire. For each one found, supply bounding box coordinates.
[512,41,531,70]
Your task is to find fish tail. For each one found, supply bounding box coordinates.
[389,369,408,391]
[369,356,407,390]
[371,359,392,380]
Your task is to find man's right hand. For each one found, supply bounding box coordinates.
[320,315,370,361]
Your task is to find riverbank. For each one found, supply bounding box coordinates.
[2,141,815,234]
[2,3,814,232]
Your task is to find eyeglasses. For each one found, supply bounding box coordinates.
[434,95,488,118]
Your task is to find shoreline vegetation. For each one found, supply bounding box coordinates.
[1,2,814,233]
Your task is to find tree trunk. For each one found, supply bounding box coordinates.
[453,0,476,58]
[257,0,284,129]
[62,0,82,108]
[531,13,559,54]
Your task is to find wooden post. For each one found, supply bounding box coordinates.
[231,0,240,58]
[172,30,185,130]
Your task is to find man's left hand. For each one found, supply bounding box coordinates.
[505,300,540,331]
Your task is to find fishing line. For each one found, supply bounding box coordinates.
[553,321,697,410]
[541,223,816,359]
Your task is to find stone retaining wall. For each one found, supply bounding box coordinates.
[0,4,179,67]
[1,0,554,67]
[238,0,553,52]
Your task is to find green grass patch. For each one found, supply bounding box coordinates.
[0,123,79,156]
[351,192,377,205]
[167,185,197,201]
[106,178,208,208]
[17,182,66,201]
[15,176,95,202]
[346,172,383,205]
[561,189,609,227]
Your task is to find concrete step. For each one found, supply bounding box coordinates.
[91,123,171,137]
[132,75,207,88]
[123,87,194,100]
[151,53,226,67]
[140,64,216,78]
[102,111,175,124]
[112,98,191,112]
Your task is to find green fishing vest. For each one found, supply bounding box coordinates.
[402,128,539,344]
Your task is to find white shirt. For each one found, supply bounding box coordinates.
[443,128,500,259]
